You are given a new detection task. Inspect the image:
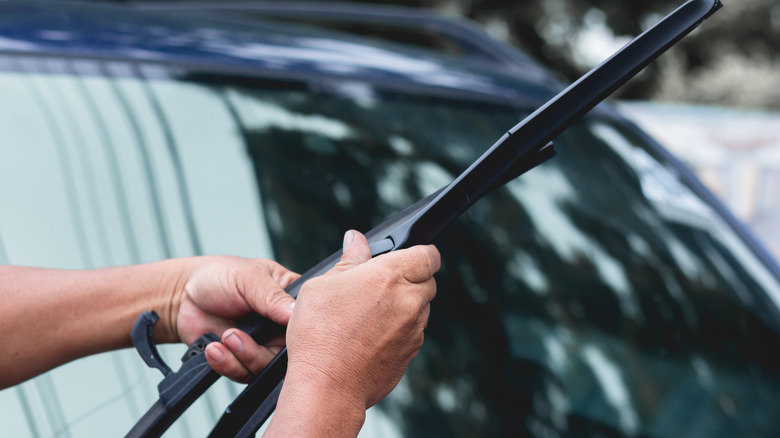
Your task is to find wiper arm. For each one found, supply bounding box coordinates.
[206,143,556,438]
[126,1,722,436]
[125,143,554,438]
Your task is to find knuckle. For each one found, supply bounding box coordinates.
[415,334,425,352]
[425,277,438,301]
[396,295,424,325]
[234,370,253,384]
[413,245,440,269]
[396,246,440,284]
[299,277,323,297]
[262,287,286,308]
[403,293,424,312]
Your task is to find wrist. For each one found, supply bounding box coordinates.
[150,258,197,344]
[265,364,366,437]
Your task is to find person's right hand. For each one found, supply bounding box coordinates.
[265,230,440,436]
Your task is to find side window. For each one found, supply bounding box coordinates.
[0,58,267,437]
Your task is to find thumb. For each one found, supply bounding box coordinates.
[327,230,372,276]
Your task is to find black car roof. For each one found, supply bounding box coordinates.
[0,1,573,107]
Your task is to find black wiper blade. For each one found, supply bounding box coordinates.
[205,143,556,438]
[125,144,553,437]
[127,1,721,436]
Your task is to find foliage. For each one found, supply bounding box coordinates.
[377,0,780,109]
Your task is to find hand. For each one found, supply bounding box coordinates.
[0,256,298,389]
[172,256,299,382]
[283,230,440,414]
[263,230,440,436]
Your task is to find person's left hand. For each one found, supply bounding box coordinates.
[171,256,299,382]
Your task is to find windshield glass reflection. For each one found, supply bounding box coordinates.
[217,78,780,437]
[2,61,780,437]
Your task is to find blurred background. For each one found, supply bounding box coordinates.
[356,0,780,259]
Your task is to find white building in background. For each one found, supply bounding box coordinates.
[619,102,780,260]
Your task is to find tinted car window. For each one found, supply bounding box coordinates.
[2,58,780,437]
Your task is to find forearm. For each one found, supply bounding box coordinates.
[0,260,189,388]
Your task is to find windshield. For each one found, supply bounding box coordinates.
[2,57,780,437]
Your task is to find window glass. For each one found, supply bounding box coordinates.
[213,76,780,437]
[1,59,780,437]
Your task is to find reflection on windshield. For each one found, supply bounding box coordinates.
[218,78,780,438]
[2,58,780,437]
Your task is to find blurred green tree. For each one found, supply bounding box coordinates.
[377,0,780,108]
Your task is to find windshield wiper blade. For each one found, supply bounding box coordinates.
[125,144,554,438]
[127,1,722,436]
[206,143,555,438]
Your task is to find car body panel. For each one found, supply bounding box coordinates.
[0,1,561,106]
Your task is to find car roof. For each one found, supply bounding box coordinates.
[132,1,552,75]
[0,1,574,107]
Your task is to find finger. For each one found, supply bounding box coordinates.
[420,302,431,329]
[418,276,438,304]
[380,245,441,284]
[264,333,286,354]
[261,259,302,288]
[254,283,296,326]
[338,230,372,268]
[279,271,301,288]
[221,329,280,376]
[319,230,372,280]
[205,342,253,383]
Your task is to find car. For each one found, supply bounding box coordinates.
[2,1,780,437]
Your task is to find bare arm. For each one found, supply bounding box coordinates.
[0,230,440,437]
[0,256,298,389]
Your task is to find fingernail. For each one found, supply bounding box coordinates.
[224,332,244,353]
[289,301,296,311]
[206,345,224,363]
[343,230,355,252]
